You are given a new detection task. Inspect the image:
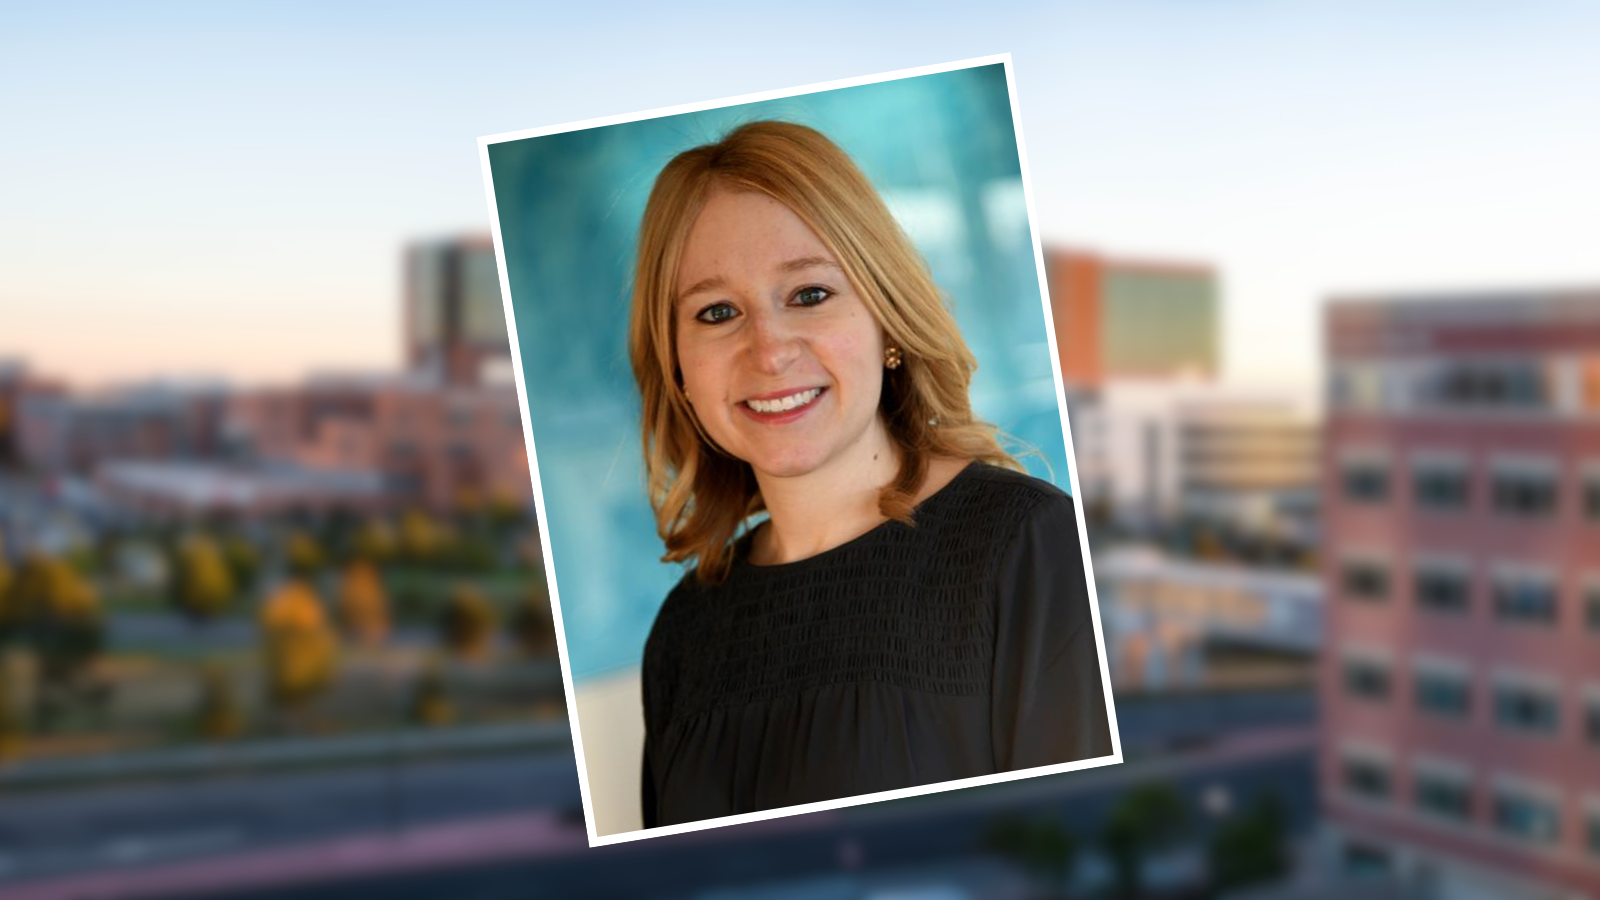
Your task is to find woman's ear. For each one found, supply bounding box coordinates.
[675,369,692,405]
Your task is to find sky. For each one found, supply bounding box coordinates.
[4,1,1599,402]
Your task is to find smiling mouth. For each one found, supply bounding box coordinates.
[743,387,824,414]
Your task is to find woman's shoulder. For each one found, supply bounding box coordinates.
[937,462,1077,531]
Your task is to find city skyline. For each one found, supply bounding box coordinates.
[5,2,1600,402]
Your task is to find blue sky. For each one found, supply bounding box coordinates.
[5,1,1599,399]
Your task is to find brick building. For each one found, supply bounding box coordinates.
[1323,290,1600,899]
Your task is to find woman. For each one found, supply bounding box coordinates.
[629,121,1112,828]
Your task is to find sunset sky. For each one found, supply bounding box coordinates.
[5,1,1599,400]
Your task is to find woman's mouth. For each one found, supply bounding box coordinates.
[742,387,824,416]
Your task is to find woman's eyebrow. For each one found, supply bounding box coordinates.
[676,275,726,305]
[779,256,841,274]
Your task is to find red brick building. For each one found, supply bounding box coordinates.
[1323,290,1600,898]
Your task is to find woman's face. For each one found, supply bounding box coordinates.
[673,186,889,484]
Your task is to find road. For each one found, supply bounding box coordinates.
[0,687,1317,898]
[0,752,584,887]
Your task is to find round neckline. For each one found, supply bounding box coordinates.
[735,461,980,575]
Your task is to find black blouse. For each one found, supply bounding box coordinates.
[640,463,1113,827]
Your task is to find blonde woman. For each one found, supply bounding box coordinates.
[629,121,1110,827]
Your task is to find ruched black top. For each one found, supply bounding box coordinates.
[640,463,1114,827]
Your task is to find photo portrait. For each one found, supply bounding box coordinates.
[479,56,1121,845]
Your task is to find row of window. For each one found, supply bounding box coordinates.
[1340,749,1588,850]
[1341,657,1597,739]
[1339,558,1599,627]
[1329,357,1581,415]
[1339,456,1598,519]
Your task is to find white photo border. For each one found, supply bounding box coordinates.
[477,52,1123,849]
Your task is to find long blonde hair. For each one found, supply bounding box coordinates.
[628,121,1019,581]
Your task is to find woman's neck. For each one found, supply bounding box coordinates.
[749,419,901,566]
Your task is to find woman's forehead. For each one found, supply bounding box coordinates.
[674,190,839,296]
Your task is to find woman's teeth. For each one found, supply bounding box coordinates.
[746,388,821,414]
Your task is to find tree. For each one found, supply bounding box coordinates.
[284,531,326,578]
[4,554,107,729]
[1102,782,1191,899]
[171,534,237,623]
[409,656,453,727]
[486,491,529,535]
[259,579,338,714]
[0,675,21,759]
[438,584,496,660]
[222,535,261,594]
[510,584,557,658]
[349,518,397,565]
[194,660,244,740]
[398,510,440,565]
[983,814,1077,898]
[1208,792,1290,893]
[338,560,390,646]
[0,548,14,643]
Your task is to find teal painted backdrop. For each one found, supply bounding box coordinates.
[488,63,1073,681]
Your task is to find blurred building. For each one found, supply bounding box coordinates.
[227,371,529,511]
[405,236,513,387]
[1074,381,1319,537]
[1097,544,1322,692]
[95,460,387,519]
[1044,248,1221,388]
[0,358,63,464]
[14,380,229,476]
[1322,290,1600,899]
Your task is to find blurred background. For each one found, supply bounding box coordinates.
[4,1,1600,898]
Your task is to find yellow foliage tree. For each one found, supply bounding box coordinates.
[398,510,439,564]
[408,657,453,727]
[5,554,105,727]
[222,536,261,592]
[284,531,325,578]
[337,560,390,646]
[171,534,237,623]
[194,661,244,740]
[350,518,396,565]
[0,675,21,759]
[259,580,338,711]
[438,584,495,660]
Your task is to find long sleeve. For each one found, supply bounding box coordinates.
[990,492,1114,771]
[641,737,659,829]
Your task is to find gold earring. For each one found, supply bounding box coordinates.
[884,346,903,370]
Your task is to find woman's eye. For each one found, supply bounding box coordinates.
[695,303,739,324]
[792,286,831,307]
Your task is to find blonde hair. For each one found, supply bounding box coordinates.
[628,120,1020,581]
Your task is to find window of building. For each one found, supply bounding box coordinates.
[1342,754,1391,801]
[1585,477,1600,520]
[1413,460,1470,511]
[1344,658,1392,702]
[1415,668,1471,719]
[1342,560,1391,603]
[1414,769,1472,823]
[1586,584,1600,633]
[1493,681,1560,735]
[1492,786,1561,845]
[1342,462,1390,503]
[1492,571,1559,626]
[1588,811,1600,858]
[1490,460,1559,517]
[1413,563,1470,615]
[1586,699,1600,745]
[1432,360,1549,410]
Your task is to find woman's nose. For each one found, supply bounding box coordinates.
[745,310,800,373]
